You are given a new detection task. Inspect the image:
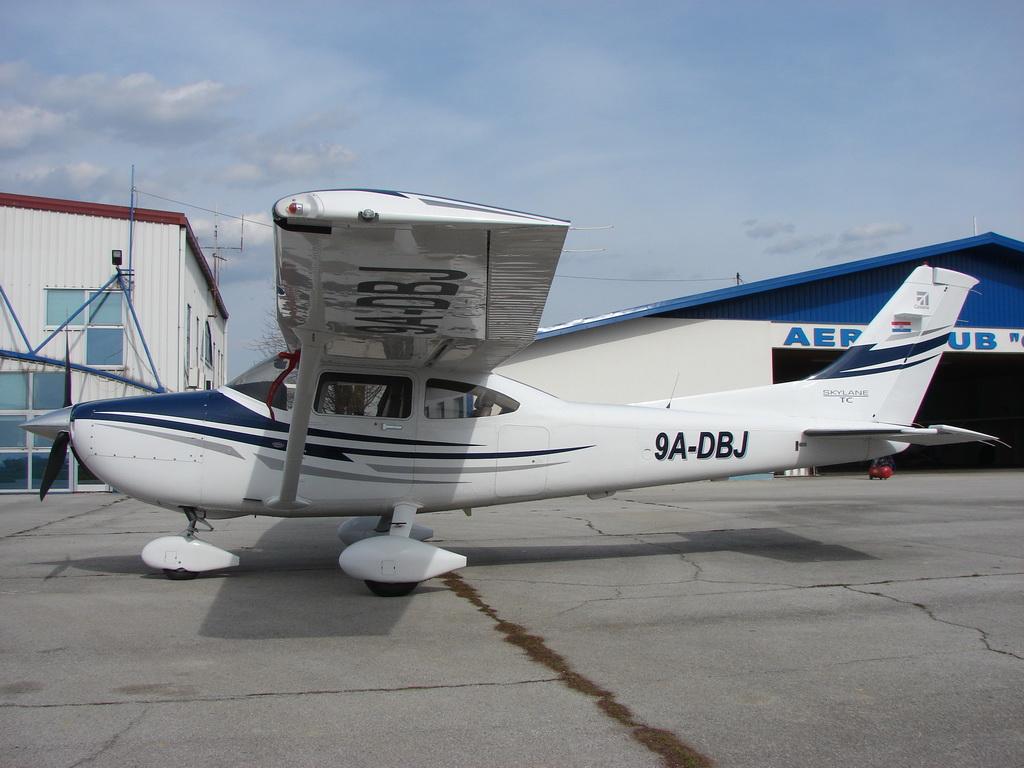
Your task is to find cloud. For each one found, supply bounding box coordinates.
[764,233,833,255]
[753,221,912,260]
[4,160,125,200]
[42,71,238,145]
[220,108,358,186]
[0,104,67,150]
[743,220,795,239]
[221,142,357,186]
[0,64,240,154]
[839,222,911,242]
[817,221,911,261]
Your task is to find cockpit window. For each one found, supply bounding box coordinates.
[227,354,296,410]
[315,373,412,418]
[424,379,519,419]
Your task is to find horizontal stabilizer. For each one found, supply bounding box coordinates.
[804,424,1003,447]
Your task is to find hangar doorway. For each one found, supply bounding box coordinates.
[772,349,1023,468]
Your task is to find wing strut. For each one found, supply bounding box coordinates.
[264,330,323,512]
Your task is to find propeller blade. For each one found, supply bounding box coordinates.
[39,431,70,500]
[63,335,73,407]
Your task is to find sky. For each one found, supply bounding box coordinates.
[2,0,1022,377]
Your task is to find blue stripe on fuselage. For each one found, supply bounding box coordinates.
[71,390,590,463]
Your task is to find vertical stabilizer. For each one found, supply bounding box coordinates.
[806,266,977,424]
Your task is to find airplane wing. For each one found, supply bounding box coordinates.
[265,190,569,512]
[273,189,570,372]
[803,424,1003,446]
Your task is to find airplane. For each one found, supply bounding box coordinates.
[23,189,1000,596]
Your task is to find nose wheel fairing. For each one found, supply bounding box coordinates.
[141,534,240,578]
[141,506,239,579]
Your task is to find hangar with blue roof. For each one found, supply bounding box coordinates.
[500,232,1024,468]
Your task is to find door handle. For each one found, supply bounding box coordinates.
[381,423,403,431]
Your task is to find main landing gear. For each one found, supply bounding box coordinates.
[338,503,467,597]
[140,507,240,580]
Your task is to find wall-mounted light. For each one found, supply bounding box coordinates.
[111,249,123,267]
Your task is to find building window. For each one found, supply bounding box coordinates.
[203,321,213,367]
[185,304,192,370]
[88,291,122,324]
[0,372,28,409]
[0,371,78,492]
[0,416,25,448]
[0,453,30,491]
[46,290,88,326]
[86,328,124,366]
[32,372,64,410]
[45,289,124,367]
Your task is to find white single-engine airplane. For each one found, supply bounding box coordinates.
[24,190,999,595]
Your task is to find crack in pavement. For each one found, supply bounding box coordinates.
[0,678,560,710]
[68,709,147,768]
[495,560,1024,664]
[843,582,1024,661]
[4,497,132,538]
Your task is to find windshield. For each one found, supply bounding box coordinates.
[227,354,296,410]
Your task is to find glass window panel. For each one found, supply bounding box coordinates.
[77,459,102,486]
[86,328,123,366]
[0,416,27,448]
[88,291,122,325]
[31,452,68,492]
[46,289,86,326]
[0,452,28,491]
[0,372,28,408]
[424,379,520,419]
[204,322,213,365]
[185,305,192,369]
[32,372,66,409]
[314,373,411,418]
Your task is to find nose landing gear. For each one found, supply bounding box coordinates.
[141,506,240,580]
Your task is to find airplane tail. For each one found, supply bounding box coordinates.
[669,265,978,427]
[802,265,976,425]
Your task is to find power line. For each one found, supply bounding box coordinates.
[555,274,737,283]
[134,190,272,227]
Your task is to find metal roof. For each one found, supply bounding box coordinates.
[0,191,229,319]
[539,232,1024,338]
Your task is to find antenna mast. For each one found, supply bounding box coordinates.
[209,205,244,287]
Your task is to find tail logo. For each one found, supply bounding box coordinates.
[914,291,930,310]
[823,389,869,403]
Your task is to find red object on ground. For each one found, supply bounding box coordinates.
[869,465,894,479]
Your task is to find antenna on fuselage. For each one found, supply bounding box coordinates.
[666,373,681,409]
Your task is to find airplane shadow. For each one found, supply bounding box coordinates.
[62,521,873,640]
[454,527,876,567]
